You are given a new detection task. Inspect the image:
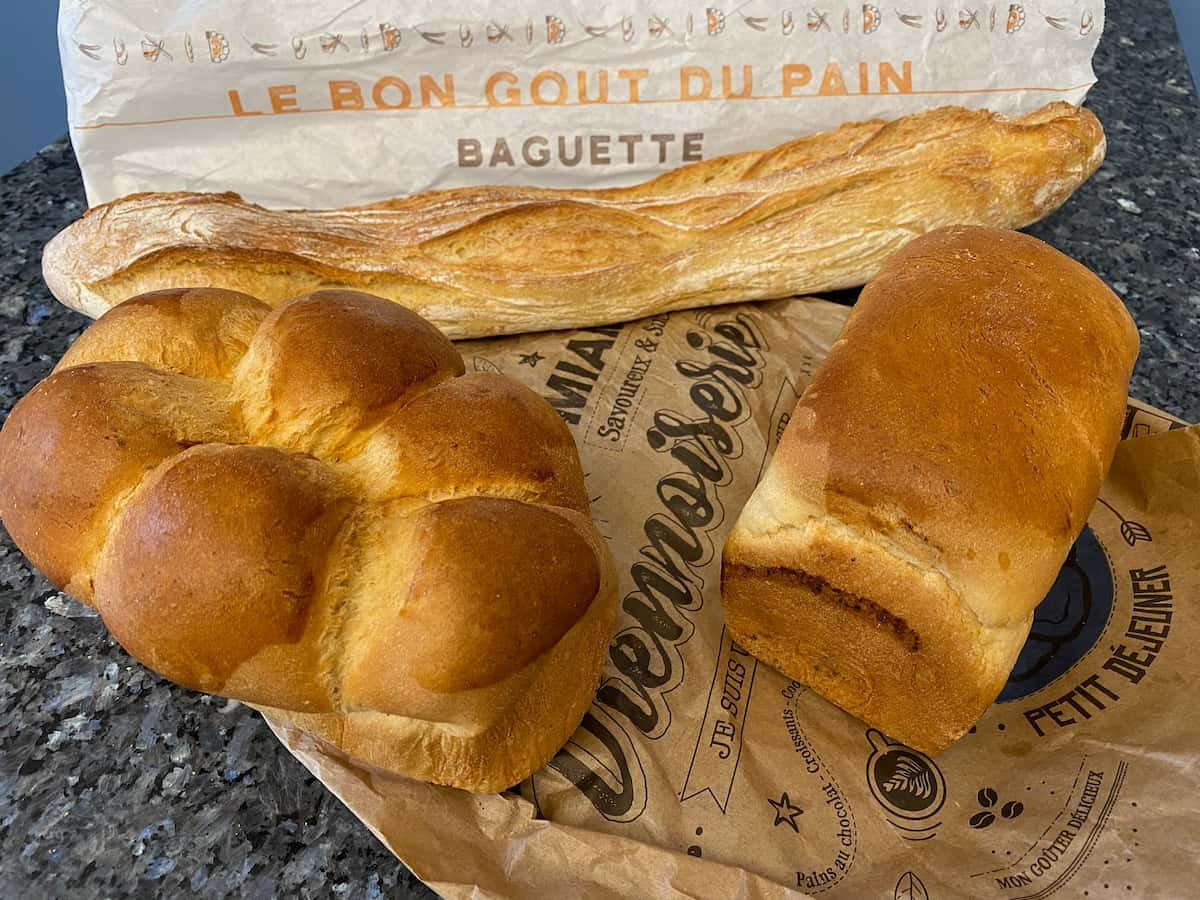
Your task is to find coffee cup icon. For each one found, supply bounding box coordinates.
[865,730,946,822]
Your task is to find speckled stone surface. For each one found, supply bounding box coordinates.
[1,2,1197,898]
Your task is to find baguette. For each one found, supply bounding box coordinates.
[44,103,1104,339]
[721,226,1138,755]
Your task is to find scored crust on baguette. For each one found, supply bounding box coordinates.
[721,226,1138,755]
[0,287,618,791]
[44,103,1104,338]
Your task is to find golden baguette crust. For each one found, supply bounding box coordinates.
[0,287,617,791]
[722,226,1138,754]
[44,103,1104,338]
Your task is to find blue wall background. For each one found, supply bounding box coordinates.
[1,6,66,175]
[1175,0,1200,90]
[1,2,1197,175]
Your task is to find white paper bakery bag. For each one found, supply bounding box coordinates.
[59,0,1105,207]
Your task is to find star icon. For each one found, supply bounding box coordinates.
[768,792,803,832]
[518,351,545,367]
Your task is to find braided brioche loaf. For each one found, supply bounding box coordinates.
[43,103,1104,338]
[0,287,617,791]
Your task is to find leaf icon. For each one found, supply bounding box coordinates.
[883,755,931,797]
[1097,497,1152,544]
[882,759,913,792]
[894,870,930,900]
[911,769,933,800]
[471,356,501,374]
[1120,520,1152,545]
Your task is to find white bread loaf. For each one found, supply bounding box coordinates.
[721,226,1138,755]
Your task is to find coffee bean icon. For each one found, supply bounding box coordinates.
[968,787,1024,829]
[970,810,996,829]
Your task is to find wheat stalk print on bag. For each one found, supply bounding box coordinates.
[721,226,1139,756]
[43,103,1103,339]
[0,287,618,792]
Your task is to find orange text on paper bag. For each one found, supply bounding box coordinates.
[222,61,916,117]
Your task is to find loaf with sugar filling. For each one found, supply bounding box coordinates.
[721,226,1138,754]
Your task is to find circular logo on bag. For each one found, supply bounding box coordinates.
[864,730,946,821]
[997,526,1114,703]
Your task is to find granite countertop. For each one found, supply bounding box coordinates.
[2,1,1198,897]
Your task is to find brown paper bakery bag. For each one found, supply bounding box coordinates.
[263,296,1197,898]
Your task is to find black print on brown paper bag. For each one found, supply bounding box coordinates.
[968,787,1025,829]
[864,729,946,840]
[777,679,861,891]
[543,311,768,824]
[893,870,930,900]
[995,526,1114,703]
